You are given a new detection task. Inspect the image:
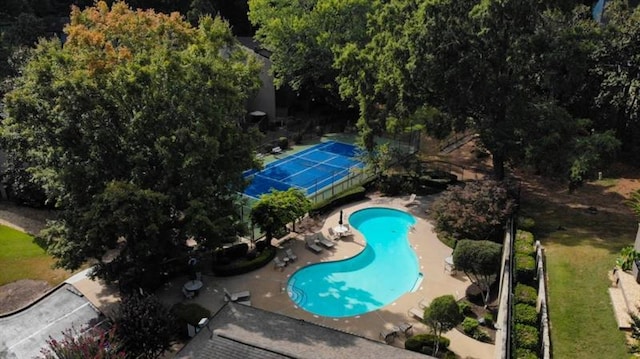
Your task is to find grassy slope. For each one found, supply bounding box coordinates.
[0,224,70,286]
[521,192,632,359]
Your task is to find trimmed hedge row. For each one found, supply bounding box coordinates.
[515,253,536,285]
[405,334,450,354]
[514,303,539,326]
[514,283,537,306]
[212,246,276,276]
[309,186,367,216]
[514,324,540,353]
[515,230,535,256]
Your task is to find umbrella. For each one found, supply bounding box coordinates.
[339,210,343,225]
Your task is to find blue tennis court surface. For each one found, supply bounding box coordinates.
[243,141,364,198]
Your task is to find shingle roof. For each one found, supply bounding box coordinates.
[176,303,432,359]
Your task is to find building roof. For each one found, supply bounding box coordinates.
[176,303,432,359]
[237,37,272,59]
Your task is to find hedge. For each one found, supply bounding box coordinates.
[514,283,538,306]
[515,230,535,256]
[462,317,479,335]
[212,246,276,276]
[517,217,536,231]
[405,334,450,353]
[309,186,367,216]
[514,303,539,326]
[514,348,538,359]
[515,253,537,285]
[515,324,540,353]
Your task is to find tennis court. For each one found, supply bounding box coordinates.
[243,141,364,198]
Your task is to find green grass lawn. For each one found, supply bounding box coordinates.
[521,191,633,359]
[0,224,71,286]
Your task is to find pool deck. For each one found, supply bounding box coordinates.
[155,194,495,359]
[66,194,495,358]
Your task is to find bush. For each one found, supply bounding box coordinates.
[515,284,538,306]
[517,217,536,231]
[405,334,450,353]
[515,324,540,353]
[514,348,539,359]
[515,230,535,256]
[221,243,249,260]
[515,253,537,285]
[309,186,367,216]
[278,136,289,150]
[462,317,479,335]
[171,302,211,338]
[514,303,539,326]
[465,284,485,305]
[458,300,474,316]
[482,312,494,328]
[212,246,276,276]
[473,328,492,343]
[378,174,412,196]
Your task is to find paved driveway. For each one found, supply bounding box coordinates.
[0,284,102,359]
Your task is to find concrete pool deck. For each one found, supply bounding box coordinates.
[154,194,495,359]
[64,194,496,358]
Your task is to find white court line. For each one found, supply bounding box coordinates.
[8,302,91,350]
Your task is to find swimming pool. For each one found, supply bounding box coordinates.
[287,207,420,317]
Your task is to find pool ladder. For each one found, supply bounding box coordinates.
[287,280,307,307]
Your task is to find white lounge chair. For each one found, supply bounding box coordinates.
[273,257,286,271]
[285,248,297,262]
[409,307,424,320]
[223,288,251,302]
[403,193,418,207]
[380,327,399,344]
[397,322,413,337]
[317,234,335,249]
[305,237,323,254]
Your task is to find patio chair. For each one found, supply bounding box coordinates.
[409,307,424,321]
[418,298,429,309]
[380,327,399,344]
[273,257,286,271]
[223,288,251,302]
[285,248,298,262]
[403,193,418,207]
[317,234,335,249]
[328,227,337,239]
[305,236,323,254]
[397,322,413,337]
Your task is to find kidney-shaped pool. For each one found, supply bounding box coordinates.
[287,207,421,317]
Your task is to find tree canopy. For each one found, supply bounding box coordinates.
[1,1,262,287]
[250,188,311,248]
[422,294,463,356]
[453,239,503,306]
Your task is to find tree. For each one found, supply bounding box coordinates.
[453,240,503,307]
[248,0,371,108]
[115,294,174,359]
[40,326,126,359]
[432,180,517,242]
[422,295,463,357]
[1,2,262,287]
[250,188,311,248]
[334,0,619,181]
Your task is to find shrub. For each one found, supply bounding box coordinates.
[405,334,450,353]
[458,300,474,316]
[222,243,249,260]
[515,284,538,306]
[482,312,494,328]
[473,328,492,343]
[514,348,539,359]
[517,217,536,231]
[515,230,535,256]
[212,246,276,276]
[309,186,367,216]
[278,136,289,149]
[432,180,517,242]
[515,324,540,353]
[462,317,479,335]
[514,303,539,326]
[616,245,640,271]
[515,253,537,285]
[171,303,211,338]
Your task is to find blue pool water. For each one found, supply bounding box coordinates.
[287,208,420,317]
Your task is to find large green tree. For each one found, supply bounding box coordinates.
[453,239,503,307]
[335,0,619,181]
[422,295,463,356]
[1,2,261,288]
[250,188,311,248]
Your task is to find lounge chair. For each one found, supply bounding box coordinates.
[317,234,335,249]
[380,327,399,344]
[285,248,298,262]
[274,257,286,271]
[397,322,413,336]
[328,227,337,239]
[418,298,429,309]
[305,236,323,253]
[223,288,251,302]
[403,193,418,207]
[409,307,424,320]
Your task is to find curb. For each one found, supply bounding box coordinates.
[0,282,67,318]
